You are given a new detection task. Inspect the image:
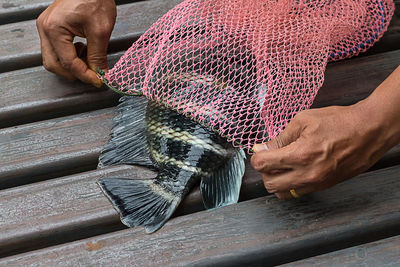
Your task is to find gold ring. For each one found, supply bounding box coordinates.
[290,189,300,198]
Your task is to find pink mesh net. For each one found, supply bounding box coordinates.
[101,0,395,152]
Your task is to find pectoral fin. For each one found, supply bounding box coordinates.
[200,149,246,209]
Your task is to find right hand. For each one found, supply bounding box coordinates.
[36,0,117,87]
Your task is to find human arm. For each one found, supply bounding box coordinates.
[36,0,116,87]
[251,65,400,199]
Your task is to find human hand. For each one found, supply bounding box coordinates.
[250,103,395,200]
[36,0,116,87]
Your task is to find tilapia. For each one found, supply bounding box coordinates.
[97,96,246,233]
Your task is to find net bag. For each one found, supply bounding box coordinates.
[101,0,395,152]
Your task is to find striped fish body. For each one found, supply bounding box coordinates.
[98,97,245,233]
[145,101,235,200]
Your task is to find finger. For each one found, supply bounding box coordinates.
[37,19,76,80]
[250,138,305,172]
[86,30,111,72]
[48,32,102,87]
[253,117,303,152]
[263,169,318,193]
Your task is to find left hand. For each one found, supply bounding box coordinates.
[250,103,393,200]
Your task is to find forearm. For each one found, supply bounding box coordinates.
[355,65,400,150]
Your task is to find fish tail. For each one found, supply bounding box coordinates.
[97,177,181,233]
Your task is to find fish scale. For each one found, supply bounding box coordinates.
[97,96,245,233]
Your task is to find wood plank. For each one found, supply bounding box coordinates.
[0,1,141,25]
[2,165,400,266]
[1,48,398,129]
[313,49,400,108]
[0,161,261,258]
[0,115,398,257]
[0,0,183,73]
[1,90,399,191]
[0,0,398,73]
[283,235,400,267]
[0,1,48,25]
[0,108,115,189]
[0,52,122,128]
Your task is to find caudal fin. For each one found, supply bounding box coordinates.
[97,178,180,233]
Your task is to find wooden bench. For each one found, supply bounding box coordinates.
[0,1,399,265]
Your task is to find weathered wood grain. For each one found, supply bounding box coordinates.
[0,52,123,128]
[0,161,261,258]
[0,1,48,25]
[283,235,400,267]
[0,108,115,189]
[0,1,141,24]
[0,0,183,73]
[1,165,400,266]
[1,100,399,191]
[0,1,399,73]
[313,49,400,108]
[1,48,399,129]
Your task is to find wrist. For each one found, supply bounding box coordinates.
[352,92,400,151]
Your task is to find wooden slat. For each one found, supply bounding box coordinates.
[1,165,400,266]
[0,161,261,257]
[0,52,122,128]
[0,1,398,73]
[283,235,400,266]
[313,49,400,108]
[0,0,183,73]
[0,108,115,189]
[0,1,48,25]
[0,113,398,257]
[1,51,400,189]
[0,1,142,25]
[1,48,399,129]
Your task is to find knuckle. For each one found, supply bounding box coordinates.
[42,60,55,72]
[92,28,110,39]
[59,58,72,70]
[250,155,262,170]
[306,172,325,184]
[263,181,277,193]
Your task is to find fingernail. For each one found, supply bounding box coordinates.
[93,78,103,88]
[253,143,269,153]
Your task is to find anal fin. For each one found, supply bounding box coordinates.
[200,149,246,209]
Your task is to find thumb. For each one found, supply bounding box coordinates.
[253,119,302,152]
[86,32,110,73]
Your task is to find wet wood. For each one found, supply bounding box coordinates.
[0,0,183,73]
[1,165,400,266]
[284,235,400,267]
[1,49,399,129]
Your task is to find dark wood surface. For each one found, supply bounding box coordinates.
[0,1,142,24]
[284,235,400,267]
[0,1,399,73]
[0,0,183,73]
[2,165,400,266]
[0,161,263,257]
[0,0,399,265]
[1,49,399,129]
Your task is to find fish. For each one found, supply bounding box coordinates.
[97,96,246,233]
